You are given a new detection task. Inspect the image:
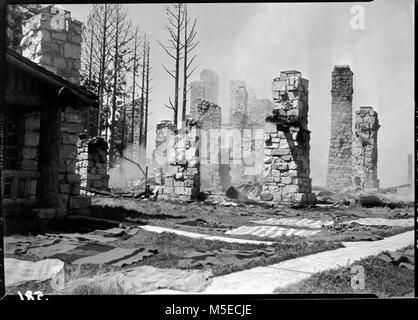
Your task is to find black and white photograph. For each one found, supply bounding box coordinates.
[0,0,415,305]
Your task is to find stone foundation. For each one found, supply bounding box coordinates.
[260,71,315,206]
[352,106,380,189]
[326,65,353,191]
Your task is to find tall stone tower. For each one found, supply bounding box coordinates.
[200,69,219,104]
[20,5,82,84]
[352,106,380,189]
[261,70,315,206]
[326,65,354,191]
[190,69,219,117]
[229,80,248,129]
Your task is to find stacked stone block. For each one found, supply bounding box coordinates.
[195,99,222,194]
[260,71,315,206]
[20,7,82,84]
[59,106,90,216]
[162,120,200,201]
[76,136,109,191]
[352,106,380,189]
[326,65,354,191]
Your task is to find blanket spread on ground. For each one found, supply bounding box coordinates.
[177,248,276,269]
[5,258,64,287]
[64,266,213,293]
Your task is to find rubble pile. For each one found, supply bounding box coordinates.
[260,71,316,206]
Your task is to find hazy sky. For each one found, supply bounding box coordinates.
[63,1,414,187]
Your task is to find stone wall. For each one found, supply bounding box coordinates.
[260,71,315,206]
[352,106,380,189]
[195,99,223,194]
[162,120,200,201]
[76,136,109,192]
[20,8,82,84]
[326,65,353,191]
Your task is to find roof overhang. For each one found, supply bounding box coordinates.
[6,49,98,108]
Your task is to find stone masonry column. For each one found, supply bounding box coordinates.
[194,99,222,194]
[162,120,201,201]
[352,106,380,189]
[260,71,316,206]
[326,65,354,191]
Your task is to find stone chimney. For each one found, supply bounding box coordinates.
[20,5,82,84]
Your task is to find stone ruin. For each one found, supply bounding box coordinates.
[76,136,110,192]
[229,80,248,129]
[325,65,382,192]
[161,119,201,201]
[194,99,222,194]
[153,120,177,185]
[352,106,380,189]
[326,65,354,191]
[190,69,219,116]
[260,70,316,206]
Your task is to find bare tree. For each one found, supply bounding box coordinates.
[158,3,185,127]
[81,10,100,136]
[93,4,117,136]
[109,4,133,166]
[181,3,199,125]
[144,41,152,149]
[130,26,142,145]
[139,32,147,146]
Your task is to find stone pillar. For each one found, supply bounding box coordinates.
[260,70,315,206]
[195,99,223,194]
[200,69,219,104]
[326,65,353,191]
[229,80,248,129]
[20,6,82,84]
[59,106,90,216]
[76,136,109,192]
[352,106,380,189]
[162,120,200,201]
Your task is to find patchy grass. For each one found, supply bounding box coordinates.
[274,246,414,297]
[90,197,415,243]
[111,229,342,276]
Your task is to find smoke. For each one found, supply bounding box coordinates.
[108,144,148,190]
